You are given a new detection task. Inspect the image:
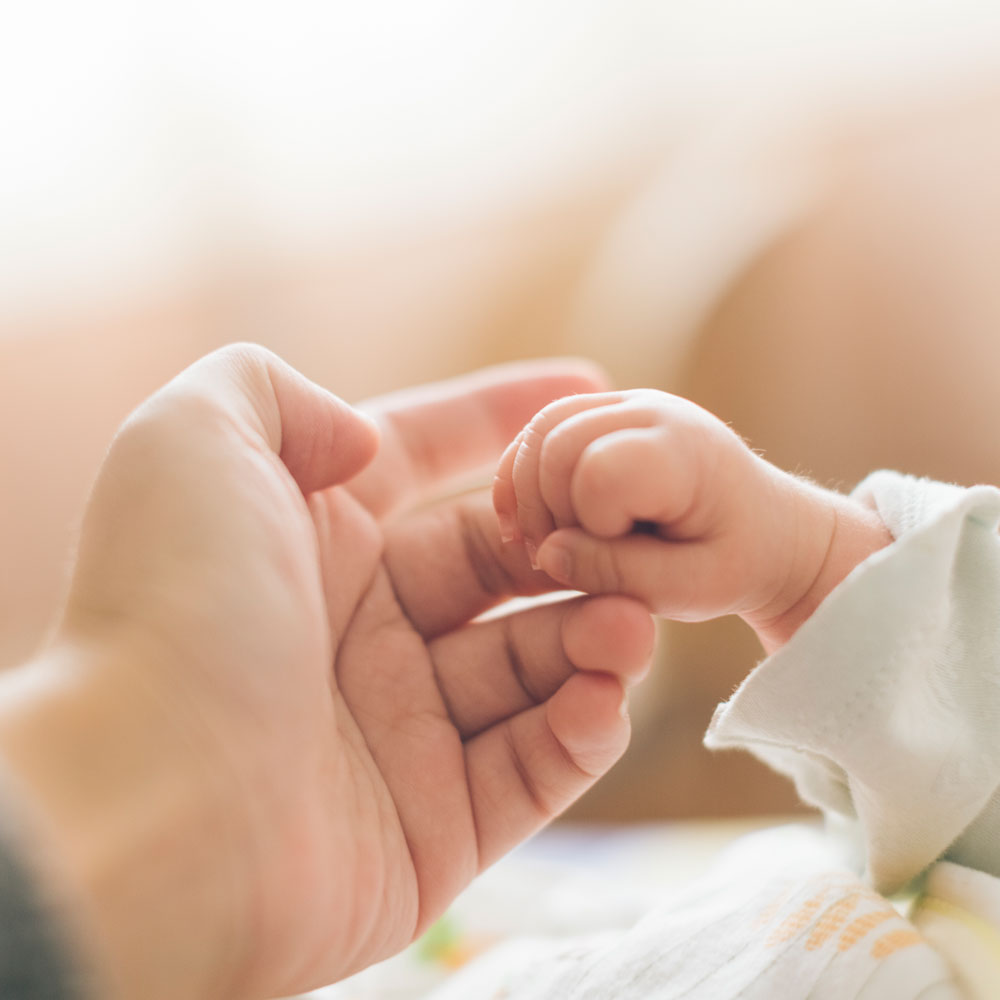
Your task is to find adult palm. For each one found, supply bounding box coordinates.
[57,346,653,1000]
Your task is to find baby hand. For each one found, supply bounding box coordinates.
[493,390,890,651]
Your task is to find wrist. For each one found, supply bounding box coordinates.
[0,639,249,1000]
[745,475,893,654]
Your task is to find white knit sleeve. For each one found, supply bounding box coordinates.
[706,471,1000,893]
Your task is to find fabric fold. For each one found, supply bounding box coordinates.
[707,473,1000,893]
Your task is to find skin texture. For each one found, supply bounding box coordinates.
[0,347,655,1000]
[494,389,893,655]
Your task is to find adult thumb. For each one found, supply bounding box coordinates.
[160,343,379,495]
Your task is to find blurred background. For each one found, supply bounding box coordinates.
[5,0,1000,822]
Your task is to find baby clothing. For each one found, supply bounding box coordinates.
[0,801,86,1000]
[427,825,965,1000]
[708,472,1000,894]
[910,862,1000,1000]
[704,470,1000,997]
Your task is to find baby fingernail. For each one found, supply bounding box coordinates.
[619,686,630,721]
[497,512,519,544]
[525,538,539,570]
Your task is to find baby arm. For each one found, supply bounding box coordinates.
[494,390,892,653]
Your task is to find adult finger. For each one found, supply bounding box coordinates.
[465,670,631,870]
[429,595,654,739]
[535,528,741,621]
[382,490,560,638]
[152,343,379,494]
[352,359,607,519]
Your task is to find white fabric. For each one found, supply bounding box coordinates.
[708,471,1000,893]
[428,827,963,1000]
[911,862,1000,1000]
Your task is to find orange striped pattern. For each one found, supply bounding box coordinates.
[805,893,861,950]
[766,891,828,946]
[837,909,896,951]
[757,879,923,962]
[870,929,923,959]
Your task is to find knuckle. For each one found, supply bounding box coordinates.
[517,395,585,459]
[515,419,548,467]
[538,419,582,482]
[629,387,665,408]
[212,341,273,369]
[205,344,280,416]
[215,342,275,395]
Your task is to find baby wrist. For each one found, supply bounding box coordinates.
[746,483,892,654]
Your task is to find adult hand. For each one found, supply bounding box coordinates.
[0,346,654,1000]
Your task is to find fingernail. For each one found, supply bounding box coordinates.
[497,511,519,544]
[539,543,571,585]
[525,538,539,570]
